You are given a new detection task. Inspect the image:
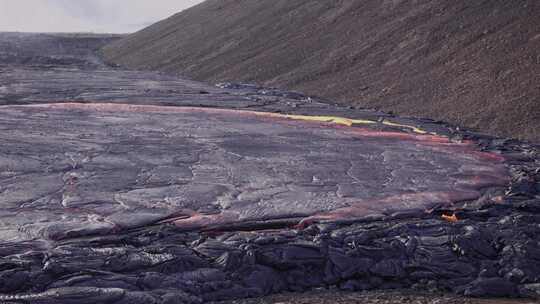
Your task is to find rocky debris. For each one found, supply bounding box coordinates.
[0,33,539,303]
[211,289,535,304]
[0,190,539,303]
[216,83,312,103]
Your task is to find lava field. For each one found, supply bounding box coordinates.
[0,33,539,303]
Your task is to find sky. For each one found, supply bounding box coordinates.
[0,0,203,33]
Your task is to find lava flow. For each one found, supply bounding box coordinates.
[0,103,510,239]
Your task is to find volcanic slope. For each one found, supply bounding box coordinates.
[102,0,540,142]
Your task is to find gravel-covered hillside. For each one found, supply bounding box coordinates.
[102,0,540,142]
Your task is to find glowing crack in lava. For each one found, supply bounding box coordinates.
[0,103,509,240]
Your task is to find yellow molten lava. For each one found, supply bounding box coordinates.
[255,112,430,134]
[379,120,429,134]
[285,115,375,127]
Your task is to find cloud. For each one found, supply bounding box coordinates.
[0,0,203,33]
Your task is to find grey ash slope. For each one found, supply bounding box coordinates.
[102,0,540,142]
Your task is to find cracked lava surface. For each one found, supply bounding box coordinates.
[0,102,509,242]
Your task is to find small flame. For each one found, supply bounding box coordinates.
[442,213,459,223]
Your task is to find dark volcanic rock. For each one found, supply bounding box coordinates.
[0,33,539,303]
[464,278,518,297]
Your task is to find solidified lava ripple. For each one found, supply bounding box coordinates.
[0,103,509,241]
